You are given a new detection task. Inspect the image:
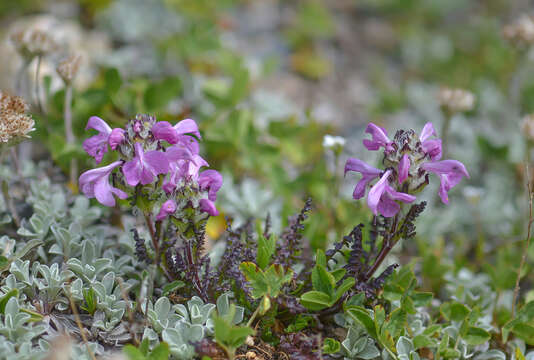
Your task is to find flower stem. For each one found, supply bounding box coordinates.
[246,302,262,328]
[64,84,78,189]
[34,55,44,113]
[440,112,452,158]
[363,212,400,281]
[512,162,533,316]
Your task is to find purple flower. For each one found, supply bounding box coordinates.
[398,154,410,184]
[421,160,469,204]
[419,122,442,160]
[199,198,219,216]
[363,123,394,152]
[83,116,112,163]
[122,143,170,186]
[198,170,222,201]
[108,128,125,150]
[151,119,201,144]
[156,199,177,221]
[344,158,382,199]
[367,170,416,217]
[79,161,127,207]
[163,154,208,193]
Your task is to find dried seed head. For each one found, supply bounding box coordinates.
[503,15,534,47]
[57,55,82,84]
[438,87,475,114]
[521,114,534,141]
[0,91,35,145]
[245,335,255,347]
[10,28,57,60]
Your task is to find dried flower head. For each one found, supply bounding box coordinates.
[57,55,82,84]
[10,28,57,60]
[503,15,534,47]
[521,114,534,141]
[438,87,475,114]
[0,92,35,145]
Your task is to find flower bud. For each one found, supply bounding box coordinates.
[438,87,475,114]
[10,28,57,60]
[57,55,82,85]
[156,199,177,221]
[503,15,534,48]
[108,128,126,150]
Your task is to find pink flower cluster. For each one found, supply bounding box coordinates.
[79,114,222,219]
[345,122,469,217]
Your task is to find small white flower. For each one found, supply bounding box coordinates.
[322,134,346,149]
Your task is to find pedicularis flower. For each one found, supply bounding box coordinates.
[346,122,469,217]
[79,114,222,220]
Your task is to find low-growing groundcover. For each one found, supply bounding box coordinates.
[1,109,533,359]
[3,2,534,360]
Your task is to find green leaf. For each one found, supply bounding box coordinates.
[333,277,355,303]
[148,342,170,360]
[411,291,433,308]
[240,262,268,299]
[0,255,9,271]
[300,291,332,311]
[162,280,185,296]
[311,264,335,295]
[240,262,292,299]
[464,326,491,346]
[331,268,346,282]
[0,289,18,314]
[257,234,276,270]
[345,306,377,339]
[123,345,145,360]
[213,306,254,358]
[413,334,437,349]
[510,322,534,345]
[315,249,327,268]
[14,239,43,260]
[322,338,341,354]
[440,301,470,322]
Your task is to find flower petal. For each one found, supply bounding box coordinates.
[344,158,381,177]
[363,123,393,152]
[199,198,219,216]
[108,128,125,150]
[398,154,410,184]
[152,121,179,144]
[122,158,143,186]
[156,199,177,221]
[377,194,400,218]
[83,133,109,164]
[367,170,391,215]
[421,139,442,161]
[174,119,201,138]
[198,170,223,201]
[419,122,436,142]
[86,116,112,134]
[144,150,170,176]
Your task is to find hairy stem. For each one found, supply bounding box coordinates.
[512,162,533,316]
[363,213,400,281]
